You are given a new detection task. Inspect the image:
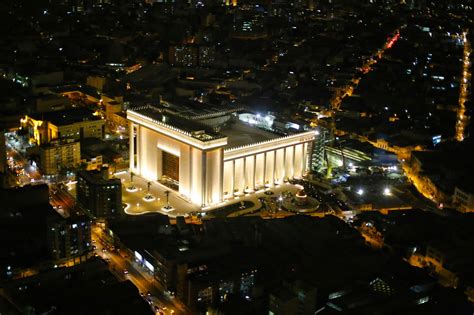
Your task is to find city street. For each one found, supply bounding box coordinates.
[5,132,43,186]
[455,30,471,142]
[48,186,187,315]
[91,227,187,315]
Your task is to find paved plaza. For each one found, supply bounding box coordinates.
[116,171,303,217]
[68,171,305,218]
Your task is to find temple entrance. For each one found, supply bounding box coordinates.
[160,151,179,191]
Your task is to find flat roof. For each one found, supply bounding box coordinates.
[221,121,280,149]
[77,170,121,186]
[51,84,101,99]
[129,105,226,142]
[164,99,242,118]
[130,105,309,148]
[30,108,101,126]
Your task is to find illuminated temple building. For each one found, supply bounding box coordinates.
[127,105,317,207]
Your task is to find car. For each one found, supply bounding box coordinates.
[147,291,151,297]
[123,269,129,275]
[102,248,107,253]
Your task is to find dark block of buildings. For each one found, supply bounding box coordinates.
[47,212,92,261]
[0,184,92,279]
[2,259,153,315]
[77,169,122,218]
[106,214,471,313]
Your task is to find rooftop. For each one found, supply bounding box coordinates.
[30,108,101,126]
[4,259,153,315]
[128,105,226,142]
[129,104,295,149]
[51,84,101,99]
[77,170,121,185]
[221,121,280,149]
[163,99,242,119]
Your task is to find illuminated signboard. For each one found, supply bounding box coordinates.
[145,260,154,272]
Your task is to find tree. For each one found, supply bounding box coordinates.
[164,190,170,207]
[128,171,136,190]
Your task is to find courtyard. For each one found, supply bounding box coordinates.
[116,171,304,218]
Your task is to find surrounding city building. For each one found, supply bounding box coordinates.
[232,11,267,40]
[5,70,63,89]
[21,108,105,145]
[453,186,474,213]
[80,153,103,171]
[0,0,472,313]
[269,282,317,315]
[76,169,122,218]
[0,185,92,278]
[32,94,69,113]
[1,259,153,315]
[0,132,6,175]
[355,210,474,302]
[38,138,81,175]
[47,212,92,261]
[169,45,198,67]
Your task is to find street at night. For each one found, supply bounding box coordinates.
[0,0,473,314]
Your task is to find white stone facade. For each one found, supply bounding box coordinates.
[127,107,316,207]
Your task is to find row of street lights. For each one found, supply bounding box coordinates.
[455,30,471,142]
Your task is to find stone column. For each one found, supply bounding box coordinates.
[136,125,140,174]
[253,155,257,189]
[263,152,267,186]
[129,122,134,170]
[232,159,236,195]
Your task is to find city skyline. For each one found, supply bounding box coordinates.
[0,0,472,314]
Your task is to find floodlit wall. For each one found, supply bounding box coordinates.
[128,119,225,207]
[128,109,316,207]
[222,133,314,197]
